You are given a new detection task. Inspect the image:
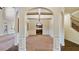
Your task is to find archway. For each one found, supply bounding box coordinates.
[18,7,64,51]
[26,7,53,36]
[25,7,54,51]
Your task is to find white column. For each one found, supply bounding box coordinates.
[18,8,26,51]
[54,16,60,51]
[25,11,29,37]
[59,9,64,46]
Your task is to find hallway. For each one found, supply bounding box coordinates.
[26,35,53,51]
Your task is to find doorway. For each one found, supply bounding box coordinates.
[26,7,54,51]
[36,23,43,35]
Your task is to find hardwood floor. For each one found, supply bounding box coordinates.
[61,40,79,51]
[6,39,79,51]
[26,35,53,51]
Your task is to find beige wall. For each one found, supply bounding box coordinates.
[64,14,79,44]
[27,20,36,35]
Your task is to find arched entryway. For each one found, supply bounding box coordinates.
[18,7,64,51]
[25,7,54,51]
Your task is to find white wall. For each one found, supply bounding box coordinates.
[64,14,79,44]
[0,8,19,51]
[0,10,4,35]
[0,8,17,35]
[4,7,16,34]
